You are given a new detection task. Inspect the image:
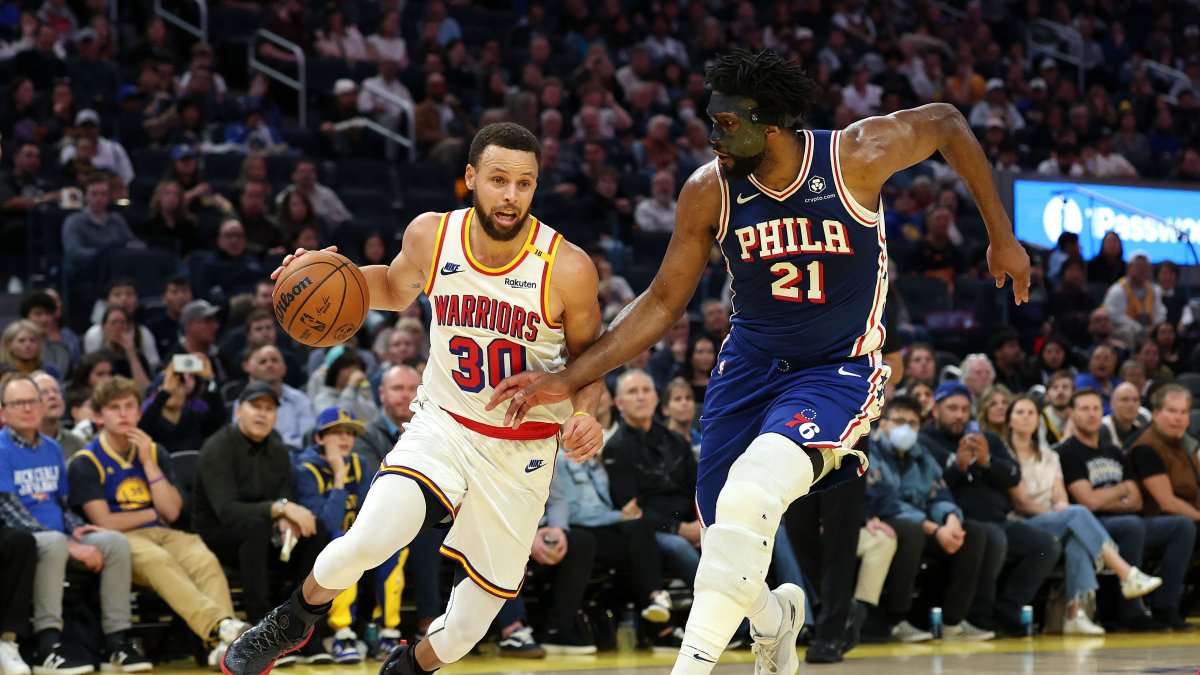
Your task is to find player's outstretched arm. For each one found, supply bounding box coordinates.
[840,103,1030,304]
[361,211,442,312]
[489,164,720,424]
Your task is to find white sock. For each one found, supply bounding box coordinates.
[746,583,783,638]
[671,588,747,675]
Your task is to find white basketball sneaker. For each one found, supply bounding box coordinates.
[750,584,806,675]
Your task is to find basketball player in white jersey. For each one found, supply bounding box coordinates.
[222,123,604,675]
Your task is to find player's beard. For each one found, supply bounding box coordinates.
[723,150,766,181]
[473,194,528,242]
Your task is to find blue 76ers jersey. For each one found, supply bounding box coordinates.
[716,129,887,367]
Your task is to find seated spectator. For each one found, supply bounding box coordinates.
[1,320,58,379]
[30,372,83,458]
[1101,382,1150,448]
[1039,370,1075,448]
[1086,130,1138,178]
[1155,261,1191,330]
[413,72,467,162]
[681,334,717,408]
[358,59,413,131]
[863,395,984,642]
[1133,337,1173,386]
[217,306,303,385]
[144,276,194,360]
[316,8,367,63]
[83,277,161,371]
[969,79,1024,133]
[193,382,327,627]
[236,180,284,258]
[223,98,289,156]
[241,344,314,449]
[1049,259,1096,347]
[276,187,323,244]
[69,376,249,667]
[365,9,407,66]
[661,377,701,455]
[0,141,61,276]
[1075,345,1120,414]
[591,247,634,321]
[923,383,1055,635]
[0,520,36,675]
[164,300,229,384]
[59,110,134,186]
[1119,360,1150,398]
[1027,335,1076,387]
[633,170,677,233]
[1036,142,1084,177]
[1058,388,1195,631]
[900,343,938,388]
[842,63,883,117]
[293,407,378,664]
[67,384,99,442]
[987,329,1030,393]
[258,0,313,63]
[66,27,120,109]
[548,439,676,650]
[93,305,152,390]
[1152,323,1182,372]
[141,179,203,256]
[1046,232,1081,286]
[1103,252,1164,344]
[975,385,1013,437]
[277,158,352,230]
[67,351,114,398]
[13,23,66,90]
[179,42,227,103]
[1087,232,1126,287]
[61,176,143,280]
[906,207,965,284]
[1006,394,1162,635]
[190,219,266,300]
[1129,385,1200,522]
[312,351,379,424]
[959,353,995,402]
[605,370,701,584]
[0,375,147,672]
[355,365,419,470]
[138,355,225,453]
[319,79,372,159]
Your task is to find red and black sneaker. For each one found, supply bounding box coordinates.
[220,604,315,675]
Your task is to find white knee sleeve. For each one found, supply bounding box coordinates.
[426,578,505,663]
[313,474,427,590]
[695,433,815,606]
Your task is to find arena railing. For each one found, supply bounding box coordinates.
[154,0,208,43]
[249,29,308,129]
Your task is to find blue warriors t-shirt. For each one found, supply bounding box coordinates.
[68,434,175,528]
[716,129,888,367]
[0,428,69,532]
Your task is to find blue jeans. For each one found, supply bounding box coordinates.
[655,531,700,585]
[1025,505,1111,601]
[1100,514,1196,617]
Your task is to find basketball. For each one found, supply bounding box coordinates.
[273,250,370,348]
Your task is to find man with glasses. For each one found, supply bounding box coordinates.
[30,372,84,458]
[0,376,147,673]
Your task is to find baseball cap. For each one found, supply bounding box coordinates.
[75,109,100,126]
[180,299,220,325]
[75,28,98,43]
[934,381,973,405]
[116,84,142,103]
[986,116,1005,129]
[1040,57,1058,70]
[237,380,280,406]
[1029,77,1048,91]
[333,78,358,96]
[171,144,197,161]
[315,407,366,435]
[795,26,814,41]
[986,78,1005,92]
[1128,249,1151,262]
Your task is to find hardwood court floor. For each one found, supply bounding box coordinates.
[160,624,1200,675]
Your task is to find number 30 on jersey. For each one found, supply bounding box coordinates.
[449,336,527,392]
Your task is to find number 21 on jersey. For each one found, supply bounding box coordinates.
[449,336,527,392]
[770,260,825,303]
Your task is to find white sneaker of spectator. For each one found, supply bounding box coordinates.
[641,591,673,623]
[208,618,251,670]
[941,620,995,641]
[0,639,31,675]
[1062,611,1105,635]
[890,620,934,643]
[1121,567,1163,599]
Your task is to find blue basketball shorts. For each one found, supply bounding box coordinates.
[695,331,890,526]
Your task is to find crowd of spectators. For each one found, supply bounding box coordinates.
[1,0,1200,671]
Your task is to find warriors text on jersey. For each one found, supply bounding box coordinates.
[424,207,572,433]
[716,129,887,367]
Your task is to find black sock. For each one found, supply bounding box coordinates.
[106,631,126,652]
[292,586,332,616]
[407,642,438,675]
[36,629,61,655]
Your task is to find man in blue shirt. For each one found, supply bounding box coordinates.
[0,376,146,674]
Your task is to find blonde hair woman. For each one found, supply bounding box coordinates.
[0,319,56,377]
[975,385,1013,437]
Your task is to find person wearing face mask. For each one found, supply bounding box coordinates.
[862,395,991,643]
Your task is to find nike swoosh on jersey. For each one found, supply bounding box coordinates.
[736,192,760,204]
[838,366,862,378]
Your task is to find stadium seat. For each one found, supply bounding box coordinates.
[1177,373,1200,406]
[132,147,171,181]
[336,158,392,192]
[633,230,672,265]
[203,152,247,182]
[265,154,299,187]
[896,276,952,325]
[100,247,182,299]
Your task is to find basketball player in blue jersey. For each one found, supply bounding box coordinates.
[222,123,606,675]
[489,50,1031,675]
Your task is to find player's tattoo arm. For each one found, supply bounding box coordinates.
[362,211,439,311]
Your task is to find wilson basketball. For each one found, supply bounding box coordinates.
[273,250,370,347]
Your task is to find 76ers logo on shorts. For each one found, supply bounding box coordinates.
[786,409,821,440]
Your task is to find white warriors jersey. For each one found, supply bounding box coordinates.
[422,207,573,434]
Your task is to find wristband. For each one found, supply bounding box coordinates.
[571,411,591,418]
[149,475,165,485]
